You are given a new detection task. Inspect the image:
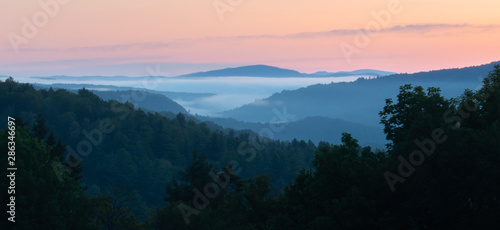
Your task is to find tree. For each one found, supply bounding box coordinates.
[379,85,452,150]
[0,123,93,229]
[33,112,49,140]
[176,113,186,126]
[271,133,384,230]
[95,187,144,230]
[0,79,319,228]
[165,151,214,202]
[378,71,500,229]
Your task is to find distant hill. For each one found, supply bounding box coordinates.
[179,64,394,78]
[178,64,306,78]
[27,65,394,80]
[327,69,396,77]
[196,115,387,148]
[34,84,188,114]
[33,83,216,113]
[0,79,318,217]
[38,83,215,100]
[92,90,187,114]
[31,75,160,81]
[221,61,500,127]
[312,69,395,77]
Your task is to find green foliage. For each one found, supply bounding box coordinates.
[150,65,499,229]
[270,133,385,230]
[379,84,452,149]
[376,66,500,229]
[0,123,92,229]
[0,79,317,222]
[2,65,500,229]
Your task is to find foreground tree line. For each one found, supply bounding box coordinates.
[1,65,500,229]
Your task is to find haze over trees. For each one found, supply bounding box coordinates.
[222,61,500,126]
[0,77,317,220]
[1,65,499,229]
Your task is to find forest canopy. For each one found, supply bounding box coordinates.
[1,65,500,229]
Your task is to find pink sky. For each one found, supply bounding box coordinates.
[1,0,500,77]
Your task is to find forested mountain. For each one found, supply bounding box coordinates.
[152,65,500,229]
[1,65,500,229]
[196,115,387,148]
[222,61,500,127]
[178,65,306,78]
[91,90,187,114]
[34,83,214,110]
[313,69,395,77]
[178,64,393,78]
[0,78,317,219]
[32,83,388,147]
[32,75,154,81]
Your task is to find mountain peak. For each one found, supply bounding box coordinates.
[178,65,305,78]
[178,65,396,78]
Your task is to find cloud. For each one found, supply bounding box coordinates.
[286,24,498,38]
[65,42,171,52]
[7,24,497,54]
[174,94,263,116]
[253,99,270,106]
[204,23,500,40]
[4,42,173,53]
[0,56,170,70]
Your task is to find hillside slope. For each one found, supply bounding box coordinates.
[92,90,187,114]
[178,65,305,78]
[221,61,500,127]
[197,116,386,148]
[0,78,317,214]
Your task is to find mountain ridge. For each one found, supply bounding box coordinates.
[178,64,395,78]
[195,115,387,148]
[220,61,500,127]
[26,65,395,80]
[177,64,306,78]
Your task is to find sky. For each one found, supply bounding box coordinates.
[1,0,500,77]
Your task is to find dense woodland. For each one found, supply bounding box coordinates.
[1,65,500,229]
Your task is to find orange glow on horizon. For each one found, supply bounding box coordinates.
[1,0,499,75]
